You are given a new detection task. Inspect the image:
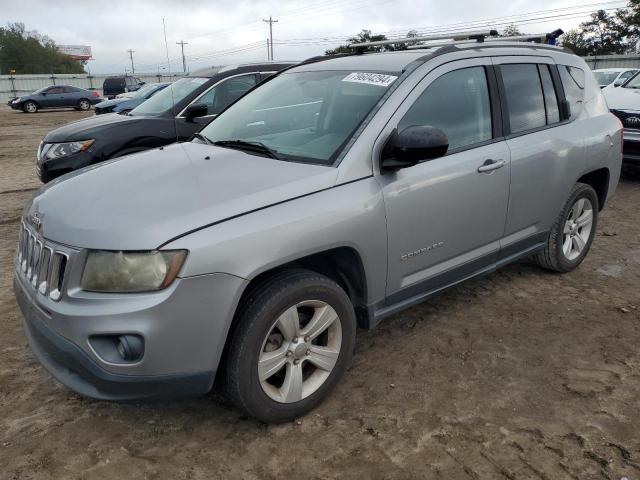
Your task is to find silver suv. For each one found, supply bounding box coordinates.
[14,35,622,423]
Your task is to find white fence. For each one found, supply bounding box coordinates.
[0,73,187,103]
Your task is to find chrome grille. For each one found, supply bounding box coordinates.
[16,222,68,301]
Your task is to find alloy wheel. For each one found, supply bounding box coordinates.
[562,197,593,261]
[258,300,342,403]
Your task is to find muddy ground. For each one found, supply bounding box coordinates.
[0,106,639,480]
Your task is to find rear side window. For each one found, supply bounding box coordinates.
[538,65,560,124]
[105,78,125,87]
[398,66,492,151]
[500,64,546,134]
[558,65,585,119]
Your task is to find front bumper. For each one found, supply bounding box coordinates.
[14,264,246,401]
[36,149,94,182]
[623,129,640,163]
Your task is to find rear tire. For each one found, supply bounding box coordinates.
[23,101,38,113]
[225,269,356,424]
[78,99,91,111]
[533,183,599,272]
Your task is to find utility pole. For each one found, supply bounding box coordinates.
[127,49,135,74]
[262,16,278,61]
[266,38,270,61]
[176,40,188,73]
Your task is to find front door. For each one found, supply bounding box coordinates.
[377,59,511,303]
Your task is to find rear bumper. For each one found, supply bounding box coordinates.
[14,268,246,401]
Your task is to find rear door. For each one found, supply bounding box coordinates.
[378,59,511,301]
[60,86,79,107]
[493,57,585,257]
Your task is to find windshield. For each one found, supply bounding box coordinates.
[32,86,49,94]
[199,70,398,165]
[128,83,162,99]
[623,72,640,89]
[593,71,619,85]
[130,77,208,116]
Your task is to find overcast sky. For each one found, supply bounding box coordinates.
[2,0,628,74]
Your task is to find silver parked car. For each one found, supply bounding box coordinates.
[14,34,622,423]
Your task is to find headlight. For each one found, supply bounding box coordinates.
[80,250,187,293]
[41,140,94,161]
[12,97,22,103]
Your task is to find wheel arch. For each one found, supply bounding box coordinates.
[577,167,610,211]
[239,246,370,328]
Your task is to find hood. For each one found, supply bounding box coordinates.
[604,87,640,112]
[27,142,337,250]
[95,98,130,109]
[43,113,153,142]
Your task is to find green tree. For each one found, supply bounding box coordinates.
[325,29,413,55]
[501,24,522,37]
[580,10,626,55]
[560,29,590,56]
[0,22,86,74]
[615,0,640,49]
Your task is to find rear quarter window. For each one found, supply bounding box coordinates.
[558,65,585,119]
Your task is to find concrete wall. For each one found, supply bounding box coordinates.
[582,54,640,70]
[0,73,187,103]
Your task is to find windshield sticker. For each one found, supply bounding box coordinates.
[342,72,398,87]
[190,78,208,85]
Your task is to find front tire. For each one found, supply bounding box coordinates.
[23,101,38,113]
[225,269,356,424]
[78,99,91,111]
[533,183,599,272]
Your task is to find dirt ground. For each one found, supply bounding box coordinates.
[1,106,639,480]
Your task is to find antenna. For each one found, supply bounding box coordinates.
[162,18,179,144]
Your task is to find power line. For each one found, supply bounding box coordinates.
[176,40,189,72]
[263,16,279,60]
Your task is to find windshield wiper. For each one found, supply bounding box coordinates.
[212,139,282,160]
[191,132,213,145]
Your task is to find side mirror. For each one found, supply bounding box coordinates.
[184,103,208,122]
[41,92,47,96]
[559,99,572,121]
[381,126,449,172]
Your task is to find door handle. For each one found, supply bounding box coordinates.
[477,159,506,173]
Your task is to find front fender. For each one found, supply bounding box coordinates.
[164,177,388,306]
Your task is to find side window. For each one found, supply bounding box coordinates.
[538,65,560,124]
[210,74,258,115]
[500,64,546,134]
[48,87,64,94]
[558,65,585,119]
[398,66,492,151]
[195,86,217,111]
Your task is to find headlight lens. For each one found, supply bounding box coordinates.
[80,250,187,293]
[41,140,94,161]
[13,97,22,103]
